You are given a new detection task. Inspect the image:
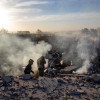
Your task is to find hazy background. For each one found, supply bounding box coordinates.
[0,0,100,76]
[0,0,100,32]
[0,28,100,75]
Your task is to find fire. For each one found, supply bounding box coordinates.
[83,71,87,75]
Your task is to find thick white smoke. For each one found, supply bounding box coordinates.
[0,33,52,76]
[0,28,99,76]
[49,28,100,74]
[75,37,92,74]
[75,29,99,74]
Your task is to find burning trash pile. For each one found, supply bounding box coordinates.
[0,28,100,76]
[0,28,100,99]
[45,48,100,76]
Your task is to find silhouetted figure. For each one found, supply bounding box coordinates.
[24,59,34,74]
[37,56,46,76]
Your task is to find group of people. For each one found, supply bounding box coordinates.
[24,48,100,76]
[24,56,46,77]
[24,49,64,77]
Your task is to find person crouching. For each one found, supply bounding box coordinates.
[24,59,34,74]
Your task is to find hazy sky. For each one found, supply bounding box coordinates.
[0,0,100,32]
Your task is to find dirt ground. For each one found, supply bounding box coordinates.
[0,74,100,100]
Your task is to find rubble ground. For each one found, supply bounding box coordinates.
[0,74,100,100]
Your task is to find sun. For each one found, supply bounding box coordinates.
[0,6,10,29]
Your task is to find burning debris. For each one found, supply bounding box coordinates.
[0,28,100,76]
[0,28,100,99]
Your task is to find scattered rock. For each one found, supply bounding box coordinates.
[77,89,86,94]
[0,82,3,87]
[70,90,81,95]
[1,87,4,90]
[60,66,77,74]
[31,97,40,100]
[84,76,93,82]
[39,77,58,93]
[21,74,32,80]
[57,79,66,84]
[10,88,15,92]
[2,76,12,83]
[84,75,100,83]
[93,76,100,83]
[12,93,19,97]
[0,74,100,99]
[29,96,33,100]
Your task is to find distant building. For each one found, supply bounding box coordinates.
[17,31,30,34]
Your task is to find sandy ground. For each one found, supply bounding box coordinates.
[0,74,100,100]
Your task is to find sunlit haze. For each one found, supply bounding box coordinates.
[0,0,100,32]
[0,6,10,28]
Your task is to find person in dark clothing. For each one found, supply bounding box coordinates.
[24,59,34,74]
[37,56,46,76]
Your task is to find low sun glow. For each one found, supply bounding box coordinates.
[0,6,10,29]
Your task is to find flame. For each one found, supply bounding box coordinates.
[83,71,87,75]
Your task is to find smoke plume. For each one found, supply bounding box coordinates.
[49,28,100,74]
[0,33,51,76]
[0,28,100,76]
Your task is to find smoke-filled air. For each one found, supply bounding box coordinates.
[0,32,52,76]
[0,28,100,76]
[48,28,100,74]
[0,0,100,99]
